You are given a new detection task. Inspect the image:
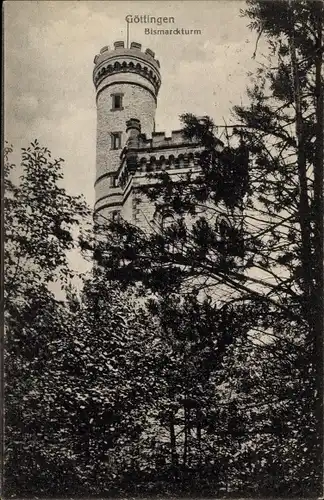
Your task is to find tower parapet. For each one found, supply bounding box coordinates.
[93,41,161,98]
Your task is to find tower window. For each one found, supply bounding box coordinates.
[160,211,175,253]
[111,210,120,221]
[111,175,118,187]
[111,93,123,110]
[111,132,122,150]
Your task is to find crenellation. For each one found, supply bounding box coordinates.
[151,131,166,145]
[100,46,109,53]
[145,48,155,58]
[139,133,148,142]
[133,129,196,148]
[114,41,125,49]
[171,130,187,144]
[93,55,161,94]
[130,42,142,50]
[94,41,159,68]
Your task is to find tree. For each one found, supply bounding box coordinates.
[4,142,89,495]
[5,287,84,496]
[235,1,323,489]
[4,143,169,495]
[135,291,251,495]
[92,1,323,493]
[65,270,161,496]
[4,140,89,310]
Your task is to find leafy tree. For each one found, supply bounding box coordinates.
[4,142,166,497]
[5,287,84,496]
[4,142,89,495]
[65,270,161,496]
[4,140,89,309]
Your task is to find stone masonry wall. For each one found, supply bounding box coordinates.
[96,82,156,181]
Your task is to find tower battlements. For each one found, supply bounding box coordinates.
[93,41,161,95]
[124,122,223,150]
[141,130,194,147]
[112,119,206,191]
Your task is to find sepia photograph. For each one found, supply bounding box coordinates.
[3,0,324,498]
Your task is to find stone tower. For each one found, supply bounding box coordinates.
[93,41,222,228]
[93,41,161,221]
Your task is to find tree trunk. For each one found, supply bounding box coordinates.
[183,406,189,467]
[288,3,313,309]
[196,408,202,480]
[313,1,324,491]
[169,414,178,469]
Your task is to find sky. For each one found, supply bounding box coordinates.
[4,0,269,209]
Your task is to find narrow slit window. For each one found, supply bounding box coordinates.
[112,94,123,110]
[111,132,122,150]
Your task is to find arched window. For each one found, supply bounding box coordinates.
[153,208,176,253]
[177,154,184,168]
[159,155,166,170]
[161,211,174,231]
[168,155,175,168]
[153,208,174,232]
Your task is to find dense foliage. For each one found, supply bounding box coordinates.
[4,0,323,497]
[90,0,323,494]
